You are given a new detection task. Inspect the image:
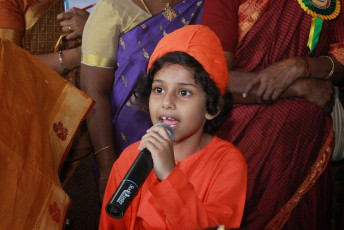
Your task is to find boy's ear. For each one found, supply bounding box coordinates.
[205,99,223,120]
[205,105,222,121]
[205,112,219,121]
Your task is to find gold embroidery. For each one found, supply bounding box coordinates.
[141,24,147,29]
[121,132,128,143]
[181,17,188,26]
[329,43,344,65]
[120,38,125,50]
[121,75,127,88]
[138,41,142,47]
[143,48,149,60]
[237,0,271,48]
[126,95,148,113]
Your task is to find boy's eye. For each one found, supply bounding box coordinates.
[153,87,165,94]
[179,89,191,96]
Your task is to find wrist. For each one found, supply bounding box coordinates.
[301,56,311,78]
[96,150,116,168]
[60,47,81,71]
[58,51,68,73]
[287,78,308,98]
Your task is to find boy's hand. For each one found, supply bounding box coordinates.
[139,125,175,181]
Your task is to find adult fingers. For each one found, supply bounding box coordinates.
[243,77,260,98]
[66,7,79,13]
[61,25,73,33]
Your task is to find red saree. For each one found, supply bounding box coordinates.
[0,39,93,229]
[203,0,344,229]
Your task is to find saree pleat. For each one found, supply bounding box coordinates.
[0,39,93,230]
[214,0,340,228]
[216,99,333,229]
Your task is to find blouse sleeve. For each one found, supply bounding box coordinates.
[81,0,150,68]
[202,0,240,53]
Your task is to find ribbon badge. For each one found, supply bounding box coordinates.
[297,0,341,53]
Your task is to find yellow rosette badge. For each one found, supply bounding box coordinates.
[297,0,341,53]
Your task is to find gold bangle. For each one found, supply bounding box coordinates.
[94,145,111,155]
[58,51,68,73]
[320,56,334,80]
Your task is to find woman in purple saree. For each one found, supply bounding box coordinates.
[80,0,204,199]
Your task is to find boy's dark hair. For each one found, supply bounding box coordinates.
[135,51,233,134]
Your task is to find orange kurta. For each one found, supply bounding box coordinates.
[100,136,247,230]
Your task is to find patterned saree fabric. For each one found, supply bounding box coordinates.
[203,0,343,229]
[0,39,93,229]
[0,0,57,46]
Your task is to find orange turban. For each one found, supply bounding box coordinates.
[147,25,229,95]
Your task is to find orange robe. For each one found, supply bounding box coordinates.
[100,136,247,230]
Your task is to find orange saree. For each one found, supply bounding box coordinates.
[0,39,93,229]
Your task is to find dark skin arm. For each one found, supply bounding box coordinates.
[226,52,342,113]
[80,64,116,201]
[35,7,89,75]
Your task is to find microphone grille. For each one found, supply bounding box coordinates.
[154,123,175,141]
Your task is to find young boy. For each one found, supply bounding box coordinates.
[99,25,247,230]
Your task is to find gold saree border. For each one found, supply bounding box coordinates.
[49,83,95,173]
[329,43,344,65]
[82,53,115,68]
[34,184,71,230]
[25,0,58,31]
[237,0,272,48]
[264,126,334,230]
[0,28,24,46]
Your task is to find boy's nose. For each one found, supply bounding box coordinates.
[162,93,175,109]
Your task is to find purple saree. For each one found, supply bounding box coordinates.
[110,0,204,157]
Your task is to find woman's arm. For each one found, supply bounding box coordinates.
[80,64,117,200]
[35,7,89,74]
[35,47,81,75]
[226,52,336,113]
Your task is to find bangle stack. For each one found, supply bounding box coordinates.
[320,56,335,80]
[58,51,68,73]
[94,145,111,156]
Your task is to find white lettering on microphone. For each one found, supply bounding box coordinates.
[117,184,135,205]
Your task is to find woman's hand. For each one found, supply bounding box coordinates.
[57,7,90,39]
[299,78,335,114]
[139,125,175,181]
[244,57,308,104]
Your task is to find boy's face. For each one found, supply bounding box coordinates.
[149,64,212,142]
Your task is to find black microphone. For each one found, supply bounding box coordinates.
[105,123,175,219]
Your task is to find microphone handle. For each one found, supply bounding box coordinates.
[105,148,153,219]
